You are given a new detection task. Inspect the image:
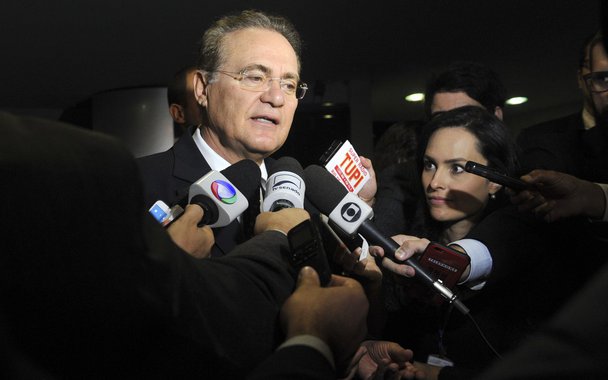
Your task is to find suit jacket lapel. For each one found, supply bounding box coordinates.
[170,126,247,256]
[172,126,211,183]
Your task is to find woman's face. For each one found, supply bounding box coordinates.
[421,127,501,225]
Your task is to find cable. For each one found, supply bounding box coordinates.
[466,312,502,359]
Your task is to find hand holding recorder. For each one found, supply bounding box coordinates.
[371,236,470,306]
[510,169,606,222]
[280,267,369,376]
[464,161,529,191]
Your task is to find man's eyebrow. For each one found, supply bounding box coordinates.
[243,64,270,73]
[243,64,299,80]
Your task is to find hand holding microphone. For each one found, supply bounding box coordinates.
[254,208,311,236]
[368,235,429,278]
[256,156,310,234]
[188,159,261,228]
[150,159,261,229]
[167,204,215,259]
[262,157,332,286]
[304,164,469,314]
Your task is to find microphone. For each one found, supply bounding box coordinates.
[188,159,261,228]
[263,156,305,211]
[304,165,469,314]
[265,158,333,286]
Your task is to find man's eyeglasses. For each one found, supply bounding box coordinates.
[583,71,608,93]
[216,69,308,99]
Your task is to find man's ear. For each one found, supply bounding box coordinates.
[489,182,503,197]
[169,104,185,124]
[194,70,209,107]
[577,68,586,90]
[494,106,504,121]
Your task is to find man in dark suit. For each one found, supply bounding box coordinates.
[0,110,369,379]
[470,169,608,380]
[517,33,607,181]
[137,10,309,256]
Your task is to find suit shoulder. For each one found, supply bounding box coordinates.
[137,149,175,174]
[518,113,581,140]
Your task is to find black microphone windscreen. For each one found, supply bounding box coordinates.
[222,159,261,201]
[268,156,304,177]
[304,165,348,213]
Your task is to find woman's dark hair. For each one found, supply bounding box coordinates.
[416,106,519,177]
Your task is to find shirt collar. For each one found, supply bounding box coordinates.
[192,127,268,182]
[582,107,596,130]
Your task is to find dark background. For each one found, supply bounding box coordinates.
[0,1,602,162]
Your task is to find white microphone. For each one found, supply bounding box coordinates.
[188,159,261,228]
[263,156,305,211]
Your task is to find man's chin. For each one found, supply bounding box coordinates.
[247,138,285,156]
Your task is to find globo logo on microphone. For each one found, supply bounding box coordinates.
[210,180,237,204]
[341,202,362,223]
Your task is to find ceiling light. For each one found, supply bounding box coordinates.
[405,93,425,102]
[506,96,528,105]
[322,114,334,119]
[322,101,334,107]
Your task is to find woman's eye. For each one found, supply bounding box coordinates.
[452,164,465,174]
[423,160,435,171]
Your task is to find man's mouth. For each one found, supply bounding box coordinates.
[252,116,278,125]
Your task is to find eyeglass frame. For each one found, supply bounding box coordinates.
[583,71,608,93]
[213,68,308,100]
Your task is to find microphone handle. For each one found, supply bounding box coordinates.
[358,220,435,284]
[190,194,219,226]
[357,220,469,314]
[269,199,295,212]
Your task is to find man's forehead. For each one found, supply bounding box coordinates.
[220,28,299,73]
[591,42,608,69]
[432,91,481,109]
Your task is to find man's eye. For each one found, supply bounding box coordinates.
[592,72,608,83]
[244,72,265,84]
[281,80,297,91]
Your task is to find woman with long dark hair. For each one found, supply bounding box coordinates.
[370,106,523,378]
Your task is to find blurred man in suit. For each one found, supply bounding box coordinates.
[517,33,603,177]
[167,65,204,139]
[425,61,507,120]
[0,110,369,379]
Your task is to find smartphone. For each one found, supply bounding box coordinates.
[148,200,184,227]
[465,161,529,191]
[318,139,344,165]
[287,216,332,286]
[412,242,470,305]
